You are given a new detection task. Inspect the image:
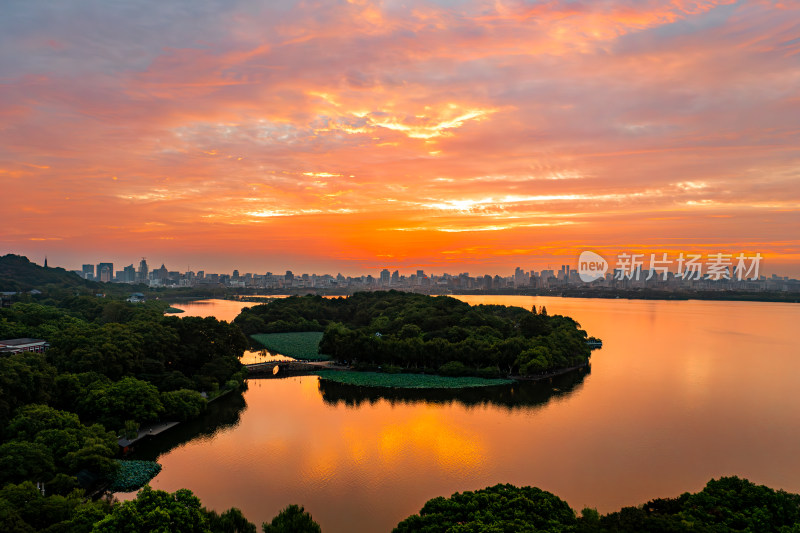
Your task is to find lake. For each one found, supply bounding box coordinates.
[132,296,800,532]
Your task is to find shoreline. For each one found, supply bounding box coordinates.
[166,289,798,305]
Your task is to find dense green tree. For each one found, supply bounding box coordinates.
[88,487,255,533]
[394,484,578,533]
[242,291,597,377]
[161,389,208,421]
[0,353,55,424]
[0,481,112,532]
[2,405,118,486]
[0,442,54,486]
[80,377,164,431]
[206,507,257,533]
[262,504,321,533]
[93,486,211,532]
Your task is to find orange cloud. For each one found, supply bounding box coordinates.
[0,0,798,275]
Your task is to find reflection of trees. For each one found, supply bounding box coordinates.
[127,390,248,461]
[317,365,590,411]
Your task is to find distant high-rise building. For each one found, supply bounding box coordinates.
[137,258,148,282]
[123,264,136,283]
[155,264,169,283]
[514,266,528,287]
[391,270,400,284]
[97,262,114,282]
[285,270,294,283]
[380,269,390,285]
[232,269,240,280]
[81,264,95,280]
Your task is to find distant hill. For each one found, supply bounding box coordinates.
[0,254,98,292]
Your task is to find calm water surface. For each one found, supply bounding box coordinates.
[136,296,800,532]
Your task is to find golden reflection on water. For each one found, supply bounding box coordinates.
[377,410,484,473]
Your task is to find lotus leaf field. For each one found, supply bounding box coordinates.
[315,370,514,389]
[251,331,330,360]
[110,460,162,492]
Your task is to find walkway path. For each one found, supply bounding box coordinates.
[118,421,180,448]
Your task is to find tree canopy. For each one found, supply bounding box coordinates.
[262,504,321,533]
[236,291,598,376]
[394,477,800,533]
[0,293,249,521]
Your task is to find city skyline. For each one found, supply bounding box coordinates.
[29,252,798,284]
[2,1,799,276]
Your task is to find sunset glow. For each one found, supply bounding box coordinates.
[2,0,799,274]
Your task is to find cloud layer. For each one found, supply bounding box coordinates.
[2,0,799,274]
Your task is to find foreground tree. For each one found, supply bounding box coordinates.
[92,486,210,532]
[262,504,321,533]
[394,484,577,533]
[206,507,257,533]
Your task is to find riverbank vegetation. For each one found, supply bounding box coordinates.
[236,291,599,379]
[251,332,329,360]
[0,291,249,524]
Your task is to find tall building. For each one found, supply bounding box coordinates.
[137,258,149,282]
[81,264,95,280]
[123,264,136,283]
[154,264,169,283]
[391,270,400,284]
[380,269,390,285]
[514,266,528,287]
[97,262,114,282]
[285,270,294,283]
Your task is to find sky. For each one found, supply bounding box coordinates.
[1,0,799,276]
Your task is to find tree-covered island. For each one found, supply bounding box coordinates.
[235,291,600,385]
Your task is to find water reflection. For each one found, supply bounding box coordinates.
[240,348,296,365]
[317,365,590,410]
[127,389,248,462]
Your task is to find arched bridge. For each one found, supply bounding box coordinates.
[245,360,327,378]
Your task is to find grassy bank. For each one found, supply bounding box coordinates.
[164,306,185,314]
[315,370,514,389]
[251,331,329,360]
